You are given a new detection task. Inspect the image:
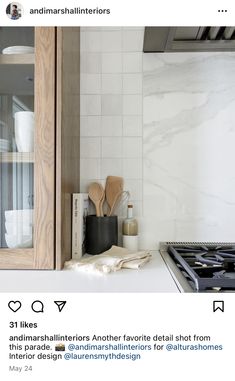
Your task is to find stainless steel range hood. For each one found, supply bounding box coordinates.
[143,27,235,52]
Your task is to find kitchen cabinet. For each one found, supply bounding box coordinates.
[0,27,80,270]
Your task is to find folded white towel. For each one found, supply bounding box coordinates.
[64,246,151,275]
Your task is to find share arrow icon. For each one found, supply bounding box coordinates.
[54,301,67,312]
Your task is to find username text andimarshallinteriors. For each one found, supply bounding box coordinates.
[30,7,111,15]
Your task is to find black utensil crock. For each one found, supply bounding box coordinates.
[85,215,118,255]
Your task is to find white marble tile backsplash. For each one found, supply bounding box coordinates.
[101,53,122,73]
[101,158,123,179]
[80,27,144,222]
[80,138,101,158]
[101,116,122,136]
[80,158,101,179]
[80,95,101,116]
[123,137,142,158]
[123,158,142,179]
[123,53,143,73]
[101,31,122,52]
[80,52,101,73]
[101,95,123,115]
[101,74,122,94]
[80,29,235,249]
[143,52,235,249]
[123,95,142,115]
[123,74,142,94]
[83,31,102,52]
[101,137,123,158]
[80,116,101,137]
[122,30,144,52]
[123,116,142,136]
[80,74,101,94]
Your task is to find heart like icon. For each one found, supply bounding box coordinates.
[8,300,22,313]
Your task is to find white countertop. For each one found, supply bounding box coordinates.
[0,251,180,293]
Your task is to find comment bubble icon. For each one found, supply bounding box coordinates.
[31,300,44,313]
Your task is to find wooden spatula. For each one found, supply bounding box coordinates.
[88,182,105,217]
[105,176,123,216]
[99,189,105,217]
[109,190,123,216]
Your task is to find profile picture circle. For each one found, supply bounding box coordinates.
[6,3,23,20]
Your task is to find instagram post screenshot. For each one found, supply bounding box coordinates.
[0,0,235,379]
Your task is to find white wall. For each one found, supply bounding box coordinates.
[80,28,235,250]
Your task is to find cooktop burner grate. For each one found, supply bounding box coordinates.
[166,243,235,291]
[161,241,235,248]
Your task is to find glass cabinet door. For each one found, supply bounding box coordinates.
[0,27,55,269]
[0,27,34,251]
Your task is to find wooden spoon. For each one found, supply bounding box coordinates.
[105,176,123,216]
[88,182,105,217]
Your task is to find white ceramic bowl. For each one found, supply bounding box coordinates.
[2,46,35,54]
[5,221,32,235]
[5,209,33,224]
[5,234,33,249]
[14,111,35,152]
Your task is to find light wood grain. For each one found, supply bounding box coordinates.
[0,54,34,65]
[0,249,33,269]
[0,152,34,163]
[34,28,55,269]
[56,27,80,270]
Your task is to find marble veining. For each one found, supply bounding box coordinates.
[143,52,235,249]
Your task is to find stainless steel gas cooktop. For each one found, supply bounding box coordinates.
[160,242,235,293]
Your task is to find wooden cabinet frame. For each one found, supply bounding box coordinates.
[56,27,80,270]
[0,27,80,270]
[34,28,55,269]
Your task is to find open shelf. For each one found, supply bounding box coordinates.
[0,54,34,65]
[0,53,34,93]
[0,152,34,163]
